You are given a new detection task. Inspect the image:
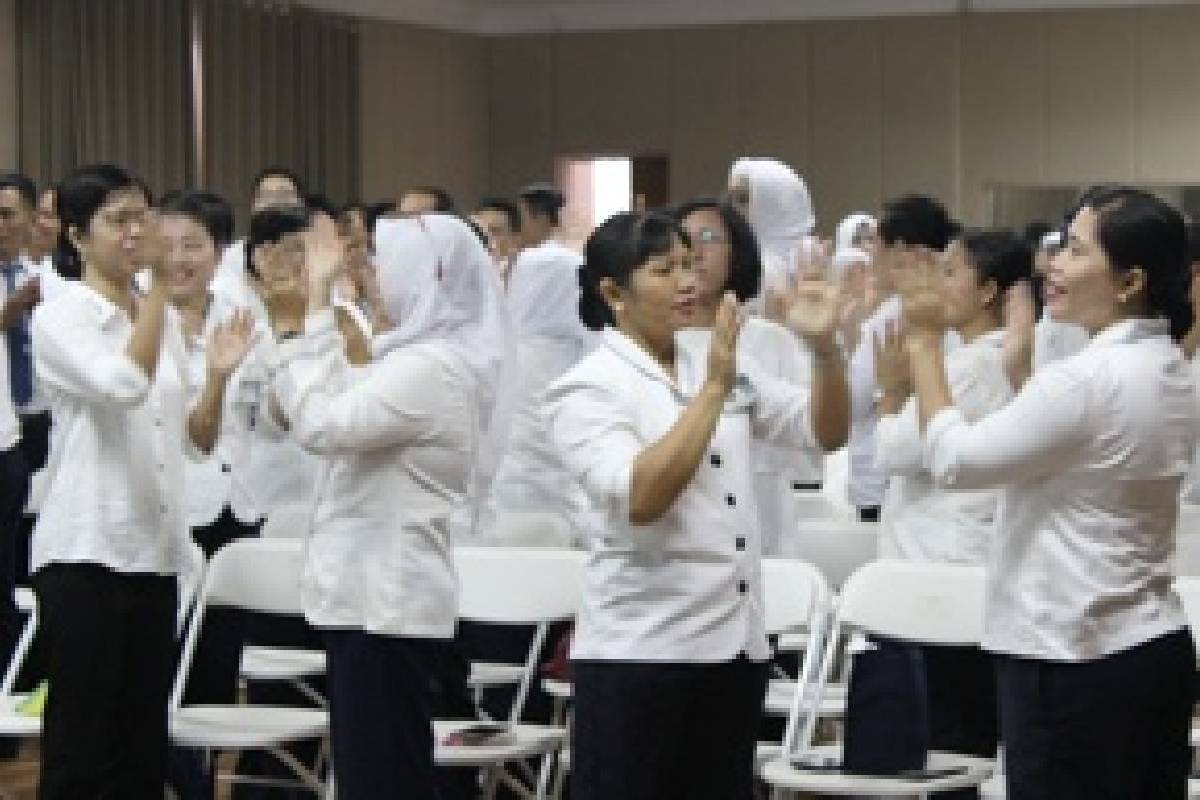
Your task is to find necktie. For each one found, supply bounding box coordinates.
[3,264,33,408]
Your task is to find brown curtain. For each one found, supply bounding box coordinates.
[17,0,192,195]
[200,0,360,228]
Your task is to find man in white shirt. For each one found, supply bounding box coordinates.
[846,195,960,522]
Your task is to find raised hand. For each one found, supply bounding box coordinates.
[897,247,946,339]
[207,308,258,378]
[1002,280,1037,389]
[139,212,172,283]
[707,291,743,395]
[873,318,911,403]
[778,242,841,353]
[303,223,346,302]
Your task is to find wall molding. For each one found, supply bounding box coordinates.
[300,0,1198,34]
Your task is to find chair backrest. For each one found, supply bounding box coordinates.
[454,546,585,624]
[838,559,987,646]
[202,538,306,615]
[171,538,306,709]
[1173,577,1200,653]
[787,518,879,587]
[761,558,831,635]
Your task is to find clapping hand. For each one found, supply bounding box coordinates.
[707,291,743,396]
[207,308,257,378]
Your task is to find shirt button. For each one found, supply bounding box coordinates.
[738,580,748,594]
[160,504,168,514]
[725,494,736,507]
[221,463,231,474]
[710,453,722,468]
[735,537,746,551]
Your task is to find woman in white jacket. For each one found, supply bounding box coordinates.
[268,214,509,799]
[545,211,849,800]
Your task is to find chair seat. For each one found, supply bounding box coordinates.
[434,720,566,766]
[467,661,526,689]
[171,705,328,749]
[759,745,994,795]
[762,679,847,717]
[239,647,326,681]
[541,678,572,699]
[0,694,41,737]
[13,588,34,614]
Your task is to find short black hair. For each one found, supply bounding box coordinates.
[159,189,235,248]
[305,192,338,220]
[1021,221,1053,250]
[58,163,140,235]
[476,196,521,233]
[1079,186,1191,340]
[405,185,457,214]
[245,205,310,279]
[1186,221,1200,268]
[519,183,565,227]
[0,173,36,209]
[251,166,304,201]
[958,229,1034,298]
[364,200,396,235]
[578,211,688,331]
[879,194,959,250]
[675,196,762,303]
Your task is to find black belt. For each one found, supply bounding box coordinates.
[857,506,881,523]
[792,481,823,492]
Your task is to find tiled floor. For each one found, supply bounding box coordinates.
[0,746,239,799]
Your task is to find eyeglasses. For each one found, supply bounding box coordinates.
[687,228,728,247]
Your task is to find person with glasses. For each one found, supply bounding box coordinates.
[546,211,849,800]
[674,197,825,556]
[30,164,254,798]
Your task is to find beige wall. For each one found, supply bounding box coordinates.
[0,0,17,168]
[358,20,490,208]
[483,6,1200,227]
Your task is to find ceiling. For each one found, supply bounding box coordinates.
[295,0,1198,33]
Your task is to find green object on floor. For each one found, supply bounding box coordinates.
[16,681,47,717]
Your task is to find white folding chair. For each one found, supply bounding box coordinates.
[171,538,328,795]
[237,508,327,705]
[0,589,40,739]
[440,546,584,800]
[760,559,995,798]
[1171,577,1200,757]
[760,559,843,739]
[786,517,879,588]
[1176,506,1200,575]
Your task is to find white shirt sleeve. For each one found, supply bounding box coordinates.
[923,361,1090,491]
[749,370,817,452]
[31,301,150,407]
[544,377,640,526]
[273,309,444,456]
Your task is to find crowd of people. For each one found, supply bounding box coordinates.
[0,154,1195,799]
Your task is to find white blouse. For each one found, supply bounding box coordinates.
[876,329,1012,565]
[544,327,818,662]
[740,317,823,555]
[924,318,1194,661]
[272,308,474,638]
[181,293,320,529]
[31,281,193,575]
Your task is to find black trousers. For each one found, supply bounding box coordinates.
[996,629,1194,800]
[843,638,998,799]
[0,446,28,759]
[571,657,769,800]
[33,562,178,800]
[324,630,446,800]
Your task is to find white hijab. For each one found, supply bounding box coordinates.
[372,215,515,483]
[835,213,877,253]
[729,157,816,261]
[729,158,817,303]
